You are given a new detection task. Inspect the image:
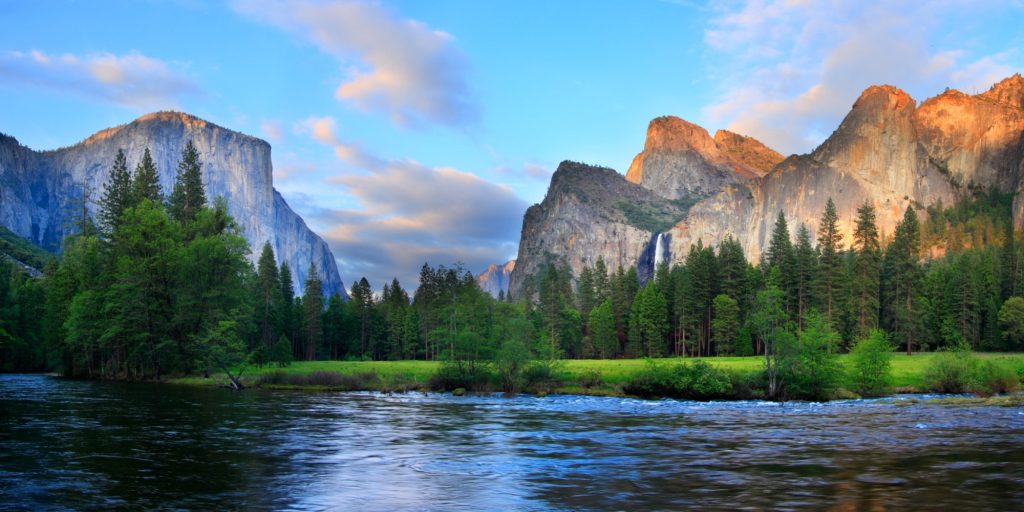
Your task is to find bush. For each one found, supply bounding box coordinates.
[522,359,566,392]
[782,312,842,401]
[624,359,733,399]
[428,360,493,392]
[924,344,977,393]
[971,360,1020,396]
[848,329,894,397]
[577,369,603,389]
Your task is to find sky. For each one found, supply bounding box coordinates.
[1,0,1022,292]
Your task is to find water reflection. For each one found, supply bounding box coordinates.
[2,375,1022,510]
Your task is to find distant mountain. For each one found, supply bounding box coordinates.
[509,74,1024,298]
[477,260,515,298]
[0,112,347,297]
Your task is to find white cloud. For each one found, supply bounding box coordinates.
[261,119,284,141]
[0,50,200,109]
[232,0,479,128]
[703,0,1021,155]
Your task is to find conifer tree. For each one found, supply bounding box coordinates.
[852,201,881,338]
[256,242,280,350]
[169,140,207,224]
[816,197,844,330]
[794,224,817,328]
[766,210,797,316]
[302,264,323,360]
[131,148,162,205]
[98,149,133,235]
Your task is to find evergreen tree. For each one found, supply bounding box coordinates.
[852,201,881,338]
[766,210,797,316]
[255,242,280,350]
[98,149,133,235]
[576,266,596,323]
[593,257,611,305]
[628,282,668,357]
[794,224,817,329]
[815,197,845,331]
[278,261,296,353]
[882,206,923,354]
[589,299,617,358]
[350,277,374,356]
[302,264,323,360]
[169,140,207,224]
[712,294,740,355]
[131,148,162,205]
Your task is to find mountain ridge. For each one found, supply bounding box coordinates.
[0,112,348,298]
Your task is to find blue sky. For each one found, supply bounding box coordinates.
[1,0,1022,291]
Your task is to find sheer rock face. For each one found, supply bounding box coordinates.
[514,75,1024,293]
[672,80,1024,263]
[508,161,689,298]
[477,260,516,298]
[624,116,782,200]
[0,112,347,298]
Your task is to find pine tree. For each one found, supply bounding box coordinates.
[302,264,323,360]
[576,266,596,323]
[794,224,817,329]
[852,201,881,338]
[766,210,797,317]
[169,140,207,224]
[279,261,296,355]
[816,197,844,331]
[589,299,617,358]
[350,277,374,356]
[593,257,610,305]
[882,206,923,354]
[98,149,133,235]
[712,294,739,355]
[256,242,280,350]
[628,282,668,357]
[131,148,162,205]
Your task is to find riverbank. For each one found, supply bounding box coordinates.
[167,353,1024,400]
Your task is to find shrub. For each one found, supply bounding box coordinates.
[848,329,894,397]
[971,360,1020,396]
[783,312,842,401]
[624,359,733,399]
[923,344,977,393]
[522,359,566,392]
[577,369,603,389]
[428,360,493,392]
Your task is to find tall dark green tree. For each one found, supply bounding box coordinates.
[131,148,162,205]
[98,149,133,235]
[852,201,881,338]
[255,242,280,350]
[766,210,797,317]
[302,264,323,360]
[169,140,207,224]
[882,206,923,354]
[815,197,845,331]
[794,224,817,328]
[628,282,668,357]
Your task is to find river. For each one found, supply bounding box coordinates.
[1,374,1022,510]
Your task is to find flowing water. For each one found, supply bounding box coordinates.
[1,374,1023,510]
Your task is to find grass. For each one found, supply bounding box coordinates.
[169,353,1024,398]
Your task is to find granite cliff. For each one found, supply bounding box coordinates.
[476,260,516,298]
[511,74,1024,298]
[0,112,347,298]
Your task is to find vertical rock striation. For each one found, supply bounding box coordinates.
[0,112,347,297]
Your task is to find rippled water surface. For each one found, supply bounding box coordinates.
[2,374,1023,510]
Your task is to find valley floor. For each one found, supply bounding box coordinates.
[169,353,1024,401]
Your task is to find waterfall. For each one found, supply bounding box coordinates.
[654,232,667,269]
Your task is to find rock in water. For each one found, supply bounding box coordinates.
[0,112,347,298]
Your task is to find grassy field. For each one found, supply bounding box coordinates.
[170,352,1024,396]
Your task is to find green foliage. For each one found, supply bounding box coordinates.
[615,200,690,233]
[623,359,733,399]
[0,225,51,270]
[168,140,207,224]
[924,343,977,393]
[783,312,842,400]
[711,294,739,355]
[998,296,1024,350]
[272,335,293,367]
[971,359,1020,396]
[848,329,894,396]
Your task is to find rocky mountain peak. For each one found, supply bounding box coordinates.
[625,116,779,200]
[477,260,516,298]
[980,73,1024,109]
[713,129,784,176]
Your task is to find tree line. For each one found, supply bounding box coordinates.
[3,148,1024,378]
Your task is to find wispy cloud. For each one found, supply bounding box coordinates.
[496,163,552,181]
[261,119,284,141]
[293,115,525,290]
[0,49,201,109]
[703,0,1020,155]
[232,0,479,128]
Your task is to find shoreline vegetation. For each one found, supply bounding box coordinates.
[163,352,1024,404]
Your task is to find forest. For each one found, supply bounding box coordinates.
[2,148,1024,395]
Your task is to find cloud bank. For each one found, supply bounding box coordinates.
[233,0,479,128]
[703,0,1019,155]
[0,50,200,109]
[297,115,525,290]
